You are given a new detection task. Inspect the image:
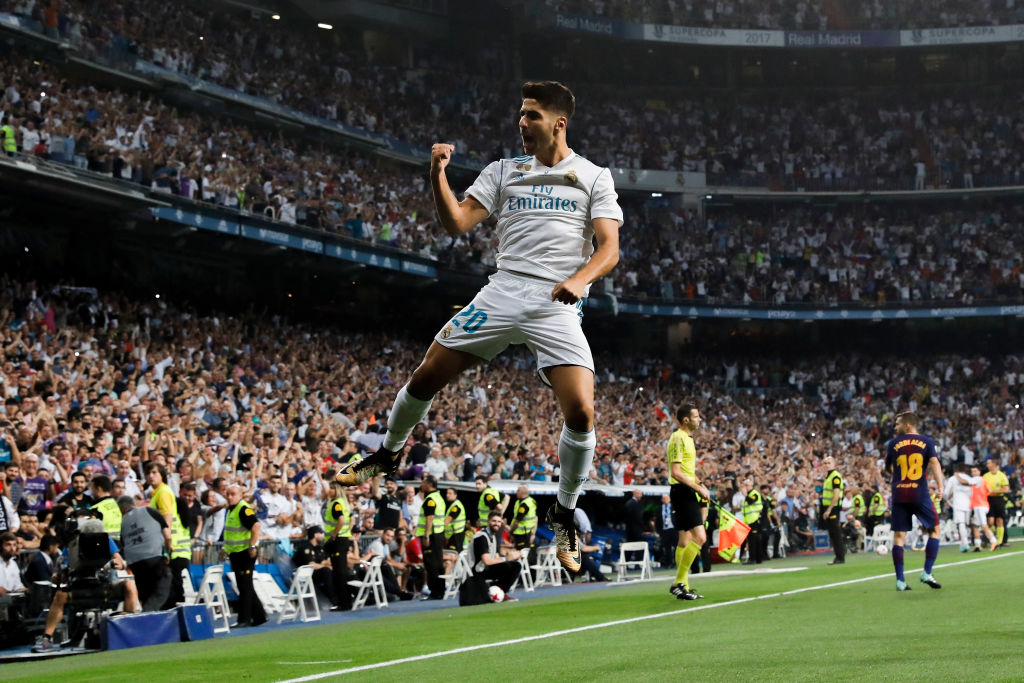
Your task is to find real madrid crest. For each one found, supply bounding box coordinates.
[516,163,532,171]
[441,324,453,339]
[565,170,578,184]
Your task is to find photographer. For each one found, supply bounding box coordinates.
[118,497,171,612]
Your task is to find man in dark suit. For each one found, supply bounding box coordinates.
[655,494,676,568]
[624,489,645,560]
[24,534,60,584]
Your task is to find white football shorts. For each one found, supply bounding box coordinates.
[971,507,989,526]
[434,270,594,382]
[953,509,970,525]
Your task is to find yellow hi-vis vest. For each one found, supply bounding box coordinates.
[149,483,190,559]
[477,486,500,523]
[822,470,845,507]
[224,500,255,554]
[851,493,866,517]
[90,497,122,539]
[1,125,16,153]
[323,495,352,538]
[445,499,466,538]
[742,490,763,525]
[511,496,537,536]
[416,491,446,537]
[870,492,886,516]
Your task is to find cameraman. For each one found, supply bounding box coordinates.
[118,497,171,612]
[32,516,139,653]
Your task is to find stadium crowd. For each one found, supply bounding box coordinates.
[616,201,1024,305]
[6,49,1024,307]
[0,276,1022,561]
[5,0,1024,192]
[539,0,1024,30]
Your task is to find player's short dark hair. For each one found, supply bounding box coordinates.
[91,475,112,493]
[987,456,1001,465]
[39,533,59,550]
[475,475,488,484]
[71,471,87,481]
[895,411,917,427]
[676,403,698,423]
[521,81,575,120]
[955,462,968,473]
[488,510,503,520]
[0,531,17,544]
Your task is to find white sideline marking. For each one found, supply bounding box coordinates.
[605,566,808,587]
[277,551,1023,682]
[278,661,353,666]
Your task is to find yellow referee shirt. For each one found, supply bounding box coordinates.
[667,429,696,485]
[983,470,1009,496]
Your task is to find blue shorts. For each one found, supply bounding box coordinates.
[891,499,938,532]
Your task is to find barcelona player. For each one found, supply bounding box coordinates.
[884,412,945,591]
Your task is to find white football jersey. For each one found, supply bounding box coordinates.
[465,150,623,292]
[945,475,973,512]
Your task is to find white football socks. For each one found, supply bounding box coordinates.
[958,522,969,549]
[381,384,433,452]
[556,423,596,510]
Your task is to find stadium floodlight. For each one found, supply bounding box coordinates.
[651,192,662,198]
[317,22,333,29]
[271,14,280,19]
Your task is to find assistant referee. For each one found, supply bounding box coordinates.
[667,402,709,601]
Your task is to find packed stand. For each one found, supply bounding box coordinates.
[0,51,486,262]
[6,50,1024,308]
[7,1,1024,194]
[0,0,516,164]
[539,0,1024,29]
[615,201,1024,305]
[0,276,1021,534]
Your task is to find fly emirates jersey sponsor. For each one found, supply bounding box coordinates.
[465,151,624,294]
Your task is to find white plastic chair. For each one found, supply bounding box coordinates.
[192,564,231,634]
[181,568,197,604]
[253,572,288,614]
[511,552,535,593]
[865,523,893,552]
[277,565,321,623]
[531,546,563,587]
[441,550,472,600]
[348,556,388,610]
[614,541,654,582]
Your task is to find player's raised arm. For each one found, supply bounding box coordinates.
[430,143,490,237]
[551,217,620,304]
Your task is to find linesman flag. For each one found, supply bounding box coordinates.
[715,504,750,563]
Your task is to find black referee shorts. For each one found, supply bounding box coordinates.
[988,496,1007,519]
[670,483,706,531]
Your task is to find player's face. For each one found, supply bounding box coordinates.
[685,409,701,430]
[518,98,563,155]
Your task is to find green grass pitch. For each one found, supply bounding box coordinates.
[5,548,1022,682]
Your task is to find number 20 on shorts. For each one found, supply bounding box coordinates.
[452,304,488,333]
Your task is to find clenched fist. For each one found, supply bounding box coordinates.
[430,143,454,176]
